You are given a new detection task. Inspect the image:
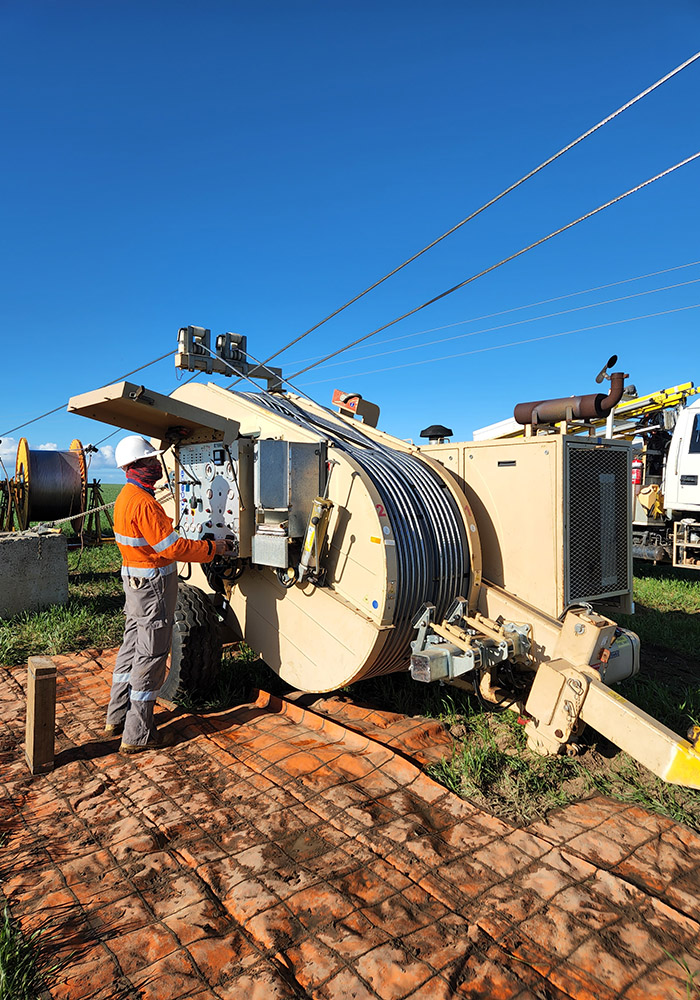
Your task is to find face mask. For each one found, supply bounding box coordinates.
[140,463,163,486]
[127,461,163,490]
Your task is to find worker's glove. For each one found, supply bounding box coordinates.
[213,538,236,556]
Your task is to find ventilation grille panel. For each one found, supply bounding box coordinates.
[566,445,630,603]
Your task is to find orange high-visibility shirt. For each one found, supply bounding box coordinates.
[114,483,214,578]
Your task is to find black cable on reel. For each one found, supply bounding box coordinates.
[237,392,470,676]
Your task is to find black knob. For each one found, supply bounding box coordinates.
[420,424,453,439]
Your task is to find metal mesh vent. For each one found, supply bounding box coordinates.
[567,445,630,603]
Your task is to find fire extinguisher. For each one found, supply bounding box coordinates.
[631,457,643,497]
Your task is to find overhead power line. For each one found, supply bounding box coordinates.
[285,259,700,366]
[0,350,176,440]
[301,302,700,385]
[290,151,700,381]
[233,50,700,382]
[294,275,700,373]
[0,403,69,441]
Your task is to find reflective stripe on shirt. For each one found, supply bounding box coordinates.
[121,563,177,579]
[115,531,149,547]
[151,531,179,553]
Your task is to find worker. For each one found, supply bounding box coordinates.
[106,434,233,754]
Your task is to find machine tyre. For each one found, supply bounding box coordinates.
[160,584,223,703]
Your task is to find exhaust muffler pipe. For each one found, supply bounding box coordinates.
[514,371,627,428]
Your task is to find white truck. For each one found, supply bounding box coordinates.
[629,387,700,568]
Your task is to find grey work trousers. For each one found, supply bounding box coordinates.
[106,572,178,745]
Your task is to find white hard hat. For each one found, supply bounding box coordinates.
[115,435,164,469]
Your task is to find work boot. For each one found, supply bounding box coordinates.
[119,729,176,755]
[104,721,125,737]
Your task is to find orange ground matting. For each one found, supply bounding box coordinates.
[2,649,700,999]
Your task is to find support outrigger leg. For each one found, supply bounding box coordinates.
[581,680,700,789]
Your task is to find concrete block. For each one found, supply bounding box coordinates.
[0,532,68,619]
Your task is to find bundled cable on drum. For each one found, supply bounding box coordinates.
[237,391,470,678]
[13,438,87,531]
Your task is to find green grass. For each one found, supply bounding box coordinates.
[0,904,57,1000]
[176,643,292,712]
[631,561,700,613]
[589,756,700,828]
[348,672,589,822]
[416,687,700,828]
[617,602,700,659]
[426,707,582,822]
[0,543,123,667]
[620,673,700,733]
[617,560,700,659]
[662,950,700,1000]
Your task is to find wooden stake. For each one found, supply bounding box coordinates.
[25,656,56,774]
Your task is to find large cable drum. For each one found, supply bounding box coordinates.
[168,382,480,693]
[15,438,87,530]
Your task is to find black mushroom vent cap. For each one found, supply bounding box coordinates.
[420,424,453,440]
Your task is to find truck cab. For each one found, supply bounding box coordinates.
[663,396,700,515]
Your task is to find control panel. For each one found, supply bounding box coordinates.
[174,437,325,571]
[177,442,241,544]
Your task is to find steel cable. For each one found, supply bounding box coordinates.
[290,152,700,381]
[285,260,700,367]
[22,449,84,522]
[90,368,205,449]
[229,51,700,384]
[290,275,700,374]
[0,350,177,439]
[302,300,700,385]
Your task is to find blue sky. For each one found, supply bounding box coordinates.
[1,1,699,481]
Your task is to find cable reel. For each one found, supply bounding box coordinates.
[237,391,472,679]
[162,379,481,691]
[14,437,87,531]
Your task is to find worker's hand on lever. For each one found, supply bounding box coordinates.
[213,538,236,557]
